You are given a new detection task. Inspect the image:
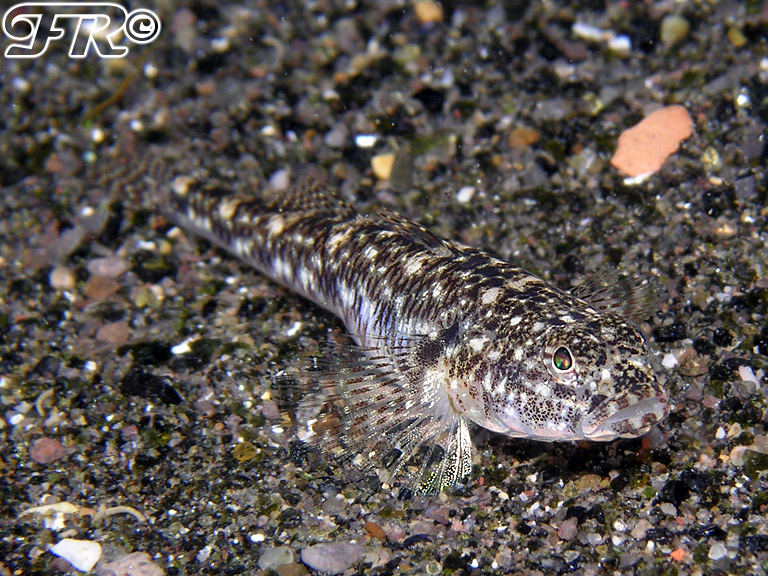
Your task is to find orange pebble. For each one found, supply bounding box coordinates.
[611,105,693,179]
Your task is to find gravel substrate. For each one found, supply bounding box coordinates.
[2,1,768,574]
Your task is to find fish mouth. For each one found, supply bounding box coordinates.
[579,395,669,441]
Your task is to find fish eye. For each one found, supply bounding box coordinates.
[552,346,574,372]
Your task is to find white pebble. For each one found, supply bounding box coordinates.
[301,543,366,575]
[144,62,158,79]
[708,542,728,561]
[572,22,607,43]
[586,532,603,546]
[738,365,759,385]
[355,134,378,148]
[49,538,102,572]
[171,338,194,355]
[12,76,31,94]
[286,321,302,337]
[608,35,631,54]
[661,352,679,369]
[456,186,476,203]
[269,169,290,191]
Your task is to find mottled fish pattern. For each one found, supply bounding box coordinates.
[168,177,669,492]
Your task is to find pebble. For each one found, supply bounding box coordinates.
[276,564,309,576]
[414,0,443,24]
[660,15,690,47]
[49,266,76,291]
[83,275,122,301]
[385,523,406,543]
[29,437,65,464]
[660,502,678,516]
[300,543,366,575]
[727,27,747,48]
[96,322,130,346]
[270,169,290,191]
[507,126,541,149]
[456,186,476,203]
[610,105,693,179]
[49,539,102,572]
[708,542,728,561]
[100,552,164,576]
[630,519,652,540]
[557,517,578,541]
[364,521,387,540]
[371,153,395,180]
[259,546,294,571]
[87,257,130,279]
[325,124,348,149]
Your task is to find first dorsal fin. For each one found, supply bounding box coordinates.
[275,178,356,217]
[570,271,665,324]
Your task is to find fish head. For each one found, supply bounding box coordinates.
[484,312,669,442]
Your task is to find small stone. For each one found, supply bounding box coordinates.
[276,564,309,576]
[49,539,102,572]
[44,153,64,175]
[414,1,443,24]
[100,551,164,576]
[371,153,395,180]
[270,169,290,191]
[507,126,540,148]
[660,15,690,47]
[386,523,406,542]
[259,546,294,572]
[365,521,387,540]
[195,80,216,97]
[261,399,281,421]
[586,533,603,546]
[83,275,121,301]
[660,502,678,516]
[610,105,693,179]
[630,519,652,540]
[96,322,130,346]
[573,473,603,491]
[49,266,76,291]
[708,542,728,561]
[300,543,366,575]
[233,441,259,462]
[456,186,476,203]
[87,257,130,279]
[325,124,348,149]
[29,437,65,464]
[727,27,747,48]
[558,517,579,541]
[607,34,631,55]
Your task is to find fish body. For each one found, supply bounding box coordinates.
[169,178,669,491]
